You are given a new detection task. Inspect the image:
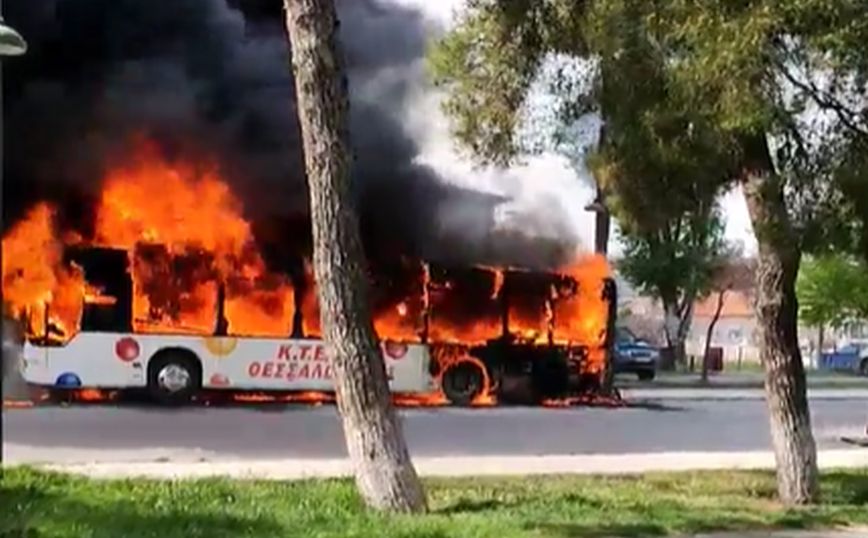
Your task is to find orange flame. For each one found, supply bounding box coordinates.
[491,269,504,299]
[553,255,611,374]
[1,204,85,338]
[2,139,614,407]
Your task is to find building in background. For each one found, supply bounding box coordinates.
[687,291,759,366]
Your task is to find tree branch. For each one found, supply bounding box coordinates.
[776,59,868,142]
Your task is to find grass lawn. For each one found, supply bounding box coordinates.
[2,468,867,538]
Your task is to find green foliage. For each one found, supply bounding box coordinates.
[797,254,868,328]
[619,210,728,304]
[428,0,589,166]
[4,467,868,538]
[430,0,868,258]
[583,1,739,236]
[646,0,868,252]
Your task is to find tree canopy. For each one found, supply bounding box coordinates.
[429,0,868,504]
[797,254,868,329]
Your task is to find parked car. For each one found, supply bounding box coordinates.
[614,327,659,381]
[819,343,868,376]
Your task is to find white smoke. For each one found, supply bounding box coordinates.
[388,1,600,258]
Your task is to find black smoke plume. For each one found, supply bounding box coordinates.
[3,0,578,270]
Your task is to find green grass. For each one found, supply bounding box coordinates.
[2,468,867,538]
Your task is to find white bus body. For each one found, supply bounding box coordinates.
[22,332,435,403]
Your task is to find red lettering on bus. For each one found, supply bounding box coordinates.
[286,362,297,380]
[298,364,310,378]
[314,345,328,362]
[324,365,333,379]
[248,362,262,377]
[310,364,323,379]
[277,345,292,360]
[262,362,275,378]
[274,362,286,379]
[299,345,311,361]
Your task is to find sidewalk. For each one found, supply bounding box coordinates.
[19,448,868,481]
[621,387,868,400]
[617,371,868,391]
[688,530,868,538]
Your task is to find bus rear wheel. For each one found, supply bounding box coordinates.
[441,360,487,407]
[147,350,201,406]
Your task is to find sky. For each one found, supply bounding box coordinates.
[390,0,758,257]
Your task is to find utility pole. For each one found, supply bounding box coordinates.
[586,185,615,394]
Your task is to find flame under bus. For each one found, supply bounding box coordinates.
[21,246,617,406]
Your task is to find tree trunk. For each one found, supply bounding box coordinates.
[677,298,693,369]
[815,323,824,369]
[661,297,686,369]
[701,290,727,383]
[283,0,426,513]
[742,135,819,505]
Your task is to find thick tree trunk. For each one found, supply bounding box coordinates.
[701,290,727,383]
[283,0,426,513]
[742,135,819,505]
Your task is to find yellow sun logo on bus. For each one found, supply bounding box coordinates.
[203,337,238,358]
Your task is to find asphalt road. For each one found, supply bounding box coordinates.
[4,398,866,465]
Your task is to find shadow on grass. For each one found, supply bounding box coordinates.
[515,475,868,538]
[439,498,517,514]
[1,484,55,538]
[524,510,860,538]
[1,479,283,538]
[528,522,669,537]
[824,470,868,505]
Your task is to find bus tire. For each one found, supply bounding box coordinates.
[147,349,201,406]
[441,360,486,407]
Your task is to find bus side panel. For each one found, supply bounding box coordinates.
[188,337,433,393]
[28,332,149,389]
[20,341,49,385]
[26,333,434,394]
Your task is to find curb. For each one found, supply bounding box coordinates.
[621,388,868,401]
[686,529,868,538]
[25,449,868,481]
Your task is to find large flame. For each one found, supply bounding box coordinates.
[2,140,613,404]
[1,204,85,337]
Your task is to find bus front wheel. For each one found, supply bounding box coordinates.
[147,350,201,406]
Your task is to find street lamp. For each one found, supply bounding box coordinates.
[585,188,610,256]
[0,14,27,56]
[0,0,26,57]
[1,0,26,421]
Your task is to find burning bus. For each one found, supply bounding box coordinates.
[18,246,616,406]
[4,144,616,406]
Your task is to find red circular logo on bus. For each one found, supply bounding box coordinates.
[115,337,140,362]
[210,374,231,387]
[383,341,408,360]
